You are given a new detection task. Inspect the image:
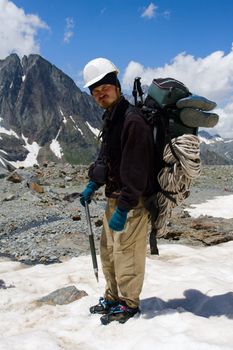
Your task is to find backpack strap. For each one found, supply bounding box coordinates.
[159,108,180,163]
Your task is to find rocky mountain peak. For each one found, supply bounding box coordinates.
[0,54,103,167]
[0,53,20,67]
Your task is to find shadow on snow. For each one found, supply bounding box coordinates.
[141,289,233,319]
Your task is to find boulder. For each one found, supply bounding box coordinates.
[36,285,88,305]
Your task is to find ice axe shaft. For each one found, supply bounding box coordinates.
[84,202,99,282]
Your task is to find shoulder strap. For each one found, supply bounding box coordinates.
[125,104,153,127]
[159,109,180,163]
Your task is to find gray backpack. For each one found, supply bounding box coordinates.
[147,77,190,107]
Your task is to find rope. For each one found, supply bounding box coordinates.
[154,134,201,236]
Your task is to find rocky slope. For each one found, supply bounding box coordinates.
[0,163,232,265]
[199,131,233,165]
[0,54,103,165]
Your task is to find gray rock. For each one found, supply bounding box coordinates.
[6,171,23,183]
[36,285,88,305]
[0,163,233,265]
[0,165,9,179]
[158,212,233,246]
[2,194,17,202]
[0,279,15,289]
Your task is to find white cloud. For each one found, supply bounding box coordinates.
[214,102,233,138]
[0,0,49,58]
[141,3,157,19]
[122,45,233,138]
[63,17,75,44]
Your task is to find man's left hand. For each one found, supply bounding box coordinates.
[109,208,128,231]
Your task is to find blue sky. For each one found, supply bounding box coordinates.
[7,0,233,81]
[0,0,233,137]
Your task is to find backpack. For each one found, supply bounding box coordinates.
[146,77,191,107]
[132,77,197,138]
[131,77,202,255]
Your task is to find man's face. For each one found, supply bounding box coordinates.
[92,84,120,109]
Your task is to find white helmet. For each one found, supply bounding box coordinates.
[83,57,119,88]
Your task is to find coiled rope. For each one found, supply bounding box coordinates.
[154,134,201,236]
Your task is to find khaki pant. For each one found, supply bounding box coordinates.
[100,197,149,308]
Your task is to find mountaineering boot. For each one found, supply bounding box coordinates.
[180,108,219,128]
[100,302,140,325]
[90,297,118,314]
[176,95,217,111]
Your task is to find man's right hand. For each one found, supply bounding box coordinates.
[80,181,99,207]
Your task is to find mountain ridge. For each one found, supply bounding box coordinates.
[199,130,233,165]
[0,54,232,168]
[0,53,103,166]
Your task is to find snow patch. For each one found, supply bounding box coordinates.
[59,108,67,124]
[199,135,224,144]
[0,156,5,166]
[69,115,76,124]
[50,139,63,159]
[187,194,233,219]
[59,107,67,124]
[0,149,7,155]
[215,136,224,141]
[85,121,100,137]
[22,75,26,82]
[59,107,64,117]
[50,128,63,159]
[0,237,233,349]
[10,135,41,168]
[0,127,19,139]
[198,136,215,144]
[0,195,233,349]
[77,127,83,135]
[68,116,83,135]
[0,150,8,165]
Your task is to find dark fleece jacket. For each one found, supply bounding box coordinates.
[90,96,155,211]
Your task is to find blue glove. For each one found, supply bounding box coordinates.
[109,208,128,231]
[80,181,99,207]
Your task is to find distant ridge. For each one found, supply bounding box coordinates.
[199,130,233,165]
[0,54,232,167]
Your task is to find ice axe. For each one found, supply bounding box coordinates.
[84,201,99,282]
